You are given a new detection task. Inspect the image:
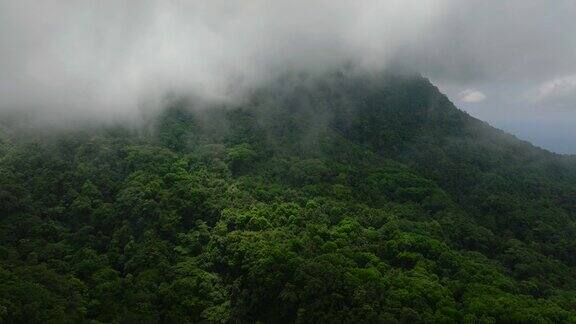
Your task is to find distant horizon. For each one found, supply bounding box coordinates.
[441,91,576,155]
[438,98,576,156]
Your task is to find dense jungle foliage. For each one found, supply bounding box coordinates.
[1,72,576,323]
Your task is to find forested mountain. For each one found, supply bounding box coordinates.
[1,71,576,323]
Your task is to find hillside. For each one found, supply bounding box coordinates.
[1,71,576,323]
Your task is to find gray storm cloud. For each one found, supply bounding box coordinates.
[0,0,575,124]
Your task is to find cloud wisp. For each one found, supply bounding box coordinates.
[457,89,487,103]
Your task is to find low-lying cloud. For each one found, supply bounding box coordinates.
[0,0,575,125]
[0,0,444,122]
[457,89,487,103]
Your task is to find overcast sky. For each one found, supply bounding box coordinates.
[1,1,575,153]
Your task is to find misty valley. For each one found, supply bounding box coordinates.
[1,72,576,323]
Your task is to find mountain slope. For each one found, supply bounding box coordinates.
[0,71,575,323]
[256,71,576,262]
